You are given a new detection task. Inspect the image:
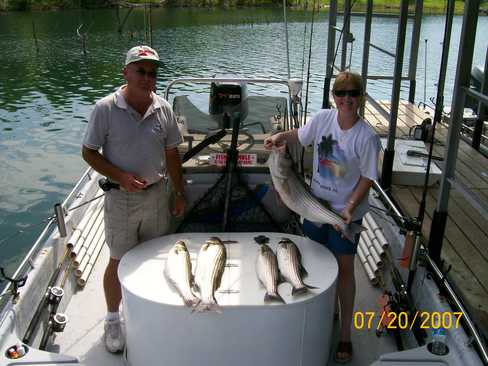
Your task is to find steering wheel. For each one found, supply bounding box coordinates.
[205,129,255,153]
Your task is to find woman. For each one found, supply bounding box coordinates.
[264,71,380,364]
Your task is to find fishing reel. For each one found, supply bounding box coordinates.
[409,118,433,142]
[0,267,27,304]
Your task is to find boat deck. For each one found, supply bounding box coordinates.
[53,234,398,365]
[364,100,488,338]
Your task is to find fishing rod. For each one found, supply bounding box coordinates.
[406,0,456,293]
[372,181,427,346]
[321,0,359,108]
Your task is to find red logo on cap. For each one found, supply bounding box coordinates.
[138,48,155,57]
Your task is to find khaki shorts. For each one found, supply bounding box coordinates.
[104,180,171,260]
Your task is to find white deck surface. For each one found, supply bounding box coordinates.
[119,233,337,366]
[54,236,398,365]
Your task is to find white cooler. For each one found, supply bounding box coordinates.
[119,232,338,366]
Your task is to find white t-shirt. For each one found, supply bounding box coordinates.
[298,109,380,220]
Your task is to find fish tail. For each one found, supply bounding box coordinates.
[194,299,222,313]
[291,286,309,296]
[343,222,367,243]
[304,282,319,290]
[264,292,286,304]
[184,296,201,309]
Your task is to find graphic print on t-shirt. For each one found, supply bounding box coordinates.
[317,134,347,181]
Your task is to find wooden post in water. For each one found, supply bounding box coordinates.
[77,24,87,56]
[149,2,153,47]
[116,5,121,34]
[144,4,148,44]
[117,6,134,35]
[32,21,39,54]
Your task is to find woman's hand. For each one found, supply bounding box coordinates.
[264,133,287,152]
[333,202,355,234]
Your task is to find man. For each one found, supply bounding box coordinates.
[82,45,185,353]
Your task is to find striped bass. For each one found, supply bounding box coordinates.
[194,237,227,312]
[276,238,317,296]
[256,243,285,304]
[267,149,365,243]
[164,240,200,309]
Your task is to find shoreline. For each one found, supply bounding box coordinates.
[1,2,487,15]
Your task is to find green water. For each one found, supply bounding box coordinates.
[0,7,487,275]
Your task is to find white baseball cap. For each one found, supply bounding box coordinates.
[125,45,163,67]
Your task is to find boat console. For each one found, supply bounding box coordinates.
[118,232,338,366]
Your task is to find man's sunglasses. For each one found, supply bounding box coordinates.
[333,89,362,97]
[135,68,157,79]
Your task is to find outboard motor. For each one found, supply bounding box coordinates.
[466,65,484,111]
[209,81,248,129]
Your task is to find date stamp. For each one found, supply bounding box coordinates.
[353,311,463,330]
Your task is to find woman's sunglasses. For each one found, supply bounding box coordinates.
[135,68,157,79]
[333,89,361,97]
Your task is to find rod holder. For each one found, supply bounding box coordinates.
[52,313,68,333]
[54,203,67,238]
[47,286,64,306]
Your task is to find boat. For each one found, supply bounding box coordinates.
[0,74,486,366]
[2,2,488,366]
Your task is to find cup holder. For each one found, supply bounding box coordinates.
[5,343,29,359]
[427,341,449,356]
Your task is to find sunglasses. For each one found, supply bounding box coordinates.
[134,67,157,79]
[333,89,362,97]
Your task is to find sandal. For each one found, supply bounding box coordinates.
[334,341,353,364]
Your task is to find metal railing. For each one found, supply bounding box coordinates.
[0,168,96,310]
[372,180,488,365]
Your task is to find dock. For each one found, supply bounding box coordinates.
[364,100,488,336]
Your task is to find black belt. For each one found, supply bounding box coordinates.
[98,178,159,192]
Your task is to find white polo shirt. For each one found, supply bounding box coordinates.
[83,86,183,185]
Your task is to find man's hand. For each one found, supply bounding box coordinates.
[118,172,147,192]
[172,195,186,217]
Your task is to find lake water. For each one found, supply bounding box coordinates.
[0,8,487,273]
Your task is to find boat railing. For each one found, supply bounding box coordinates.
[164,77,303,132]
[0,167,97,313]
[440,83,488,218]
[164,77,292,101]
[372,180,488,365]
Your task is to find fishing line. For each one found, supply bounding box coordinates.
[330,0,360,76]
[66,193,104,213]
[0,216,55,250]
[0,193,104,252]
[283,0,291,79]
[300,0,310,82]
[369,204,401,218]
[303,0,318,123]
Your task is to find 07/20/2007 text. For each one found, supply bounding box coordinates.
[353,311,463,330]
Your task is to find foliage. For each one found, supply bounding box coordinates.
[0,0,486,13]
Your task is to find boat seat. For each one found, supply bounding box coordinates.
[173,95,287,135]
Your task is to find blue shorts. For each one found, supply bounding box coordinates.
[303,219,362,256]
